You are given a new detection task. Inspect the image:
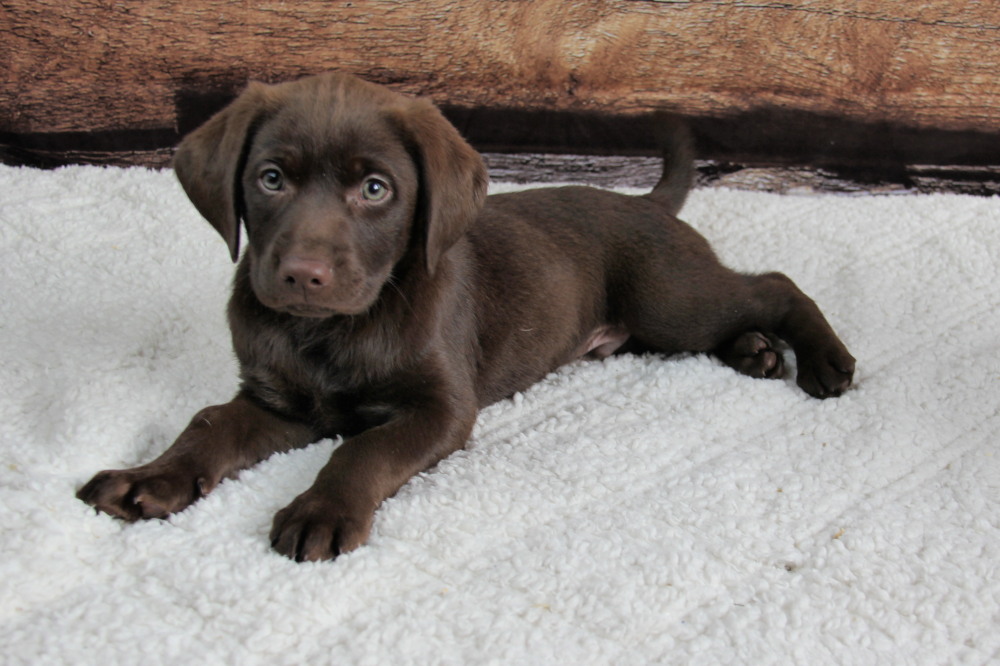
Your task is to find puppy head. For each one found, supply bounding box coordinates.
[173,72,487,317]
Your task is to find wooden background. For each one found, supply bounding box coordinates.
[3,0,999,191]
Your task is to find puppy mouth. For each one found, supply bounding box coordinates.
[269,293,376,318]
[280,303,340,318]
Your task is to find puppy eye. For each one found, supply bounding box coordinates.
[361,177,390,202]
[259,168,285,192]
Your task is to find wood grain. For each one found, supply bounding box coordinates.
[2,0,999,173]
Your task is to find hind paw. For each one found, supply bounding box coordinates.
[796,345,855,399]
[716,331,786,380]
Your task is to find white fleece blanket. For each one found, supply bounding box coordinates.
[1,164,998,665]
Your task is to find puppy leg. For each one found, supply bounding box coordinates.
[730,272,855,397]
[77,396,316,520]
[623,267,853,398]
[270,386,477,562]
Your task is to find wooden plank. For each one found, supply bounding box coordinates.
[4,0,998,132]
[2,0,999,174]
[484,154,1000,196]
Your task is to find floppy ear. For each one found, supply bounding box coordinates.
[393,98,488,274]
[173,82,273,262]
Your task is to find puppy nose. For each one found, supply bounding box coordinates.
[279,257,333,290]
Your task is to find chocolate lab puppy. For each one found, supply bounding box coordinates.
[77,72,855,561]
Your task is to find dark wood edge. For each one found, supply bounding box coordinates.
[3,104,999,195]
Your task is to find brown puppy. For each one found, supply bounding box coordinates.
[77,72,855,561]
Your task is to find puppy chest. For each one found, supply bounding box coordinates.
[235,332,400,435]
[240,363,398,436]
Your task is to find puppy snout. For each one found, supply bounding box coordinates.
[279,257,333,291]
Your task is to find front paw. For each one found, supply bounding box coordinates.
[796,345,856,398]
[77,465,211,521]
[270,490,373,562]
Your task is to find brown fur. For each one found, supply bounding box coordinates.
[77,73,855,561]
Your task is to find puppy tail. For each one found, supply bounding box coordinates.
[645,114,695,217]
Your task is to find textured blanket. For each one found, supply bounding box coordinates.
[1,164,998,665]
